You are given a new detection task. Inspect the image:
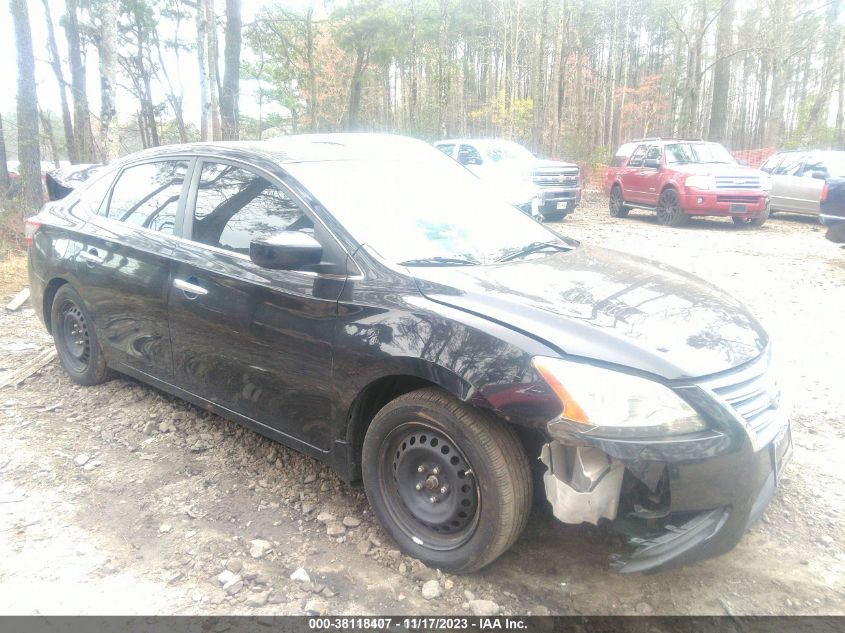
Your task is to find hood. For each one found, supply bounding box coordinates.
[535,159,579,170]
[409,245,767,380]
[669,163,764,178]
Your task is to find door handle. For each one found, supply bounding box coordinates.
[173,278,208,297]
[79,249,104,266]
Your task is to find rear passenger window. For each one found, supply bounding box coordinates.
[436,144,455,157]
[191,162,313,256]
[627,144,648,167]
[104,161,188,234]
[457,145,483,166]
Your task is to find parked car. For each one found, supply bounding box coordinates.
[819,173,845,243]
[434,138,581,221]
[760,150,845,217]
[605,139,772,227]
[27,134,791,574]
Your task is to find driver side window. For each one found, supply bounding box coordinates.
[191,162,313,256]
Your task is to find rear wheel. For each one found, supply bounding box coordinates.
[656,188,688,226]
[608,185,629,218]
[362,388,532,573]
[50,285,112,386]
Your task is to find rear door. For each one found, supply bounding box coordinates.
[75,158,191,381]
[167,159,348,451]
[621,144,649,203]
[639,145,663,205]
[769,153,810,213]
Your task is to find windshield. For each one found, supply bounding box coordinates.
[288,150,563,266]
[481,141,536,163]
[665,142,736,165]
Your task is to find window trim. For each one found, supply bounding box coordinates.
[96,156,196,238]
[182,156,358,279]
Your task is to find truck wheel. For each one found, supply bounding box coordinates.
[609,185,629,218]
[656,188,688,227]
[50,284,113,386]
[362,387,532,574]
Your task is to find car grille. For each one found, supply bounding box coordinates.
[696,349,788,448]
[533,168,579,189]
[714,175,761,190]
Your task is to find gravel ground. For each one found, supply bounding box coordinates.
[0,195,843,616]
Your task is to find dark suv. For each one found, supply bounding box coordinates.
[605,139,772,227]
[27,134,790,574]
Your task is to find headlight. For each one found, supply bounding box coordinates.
[685,175,715,190]
[760,174,772,191]
[532,356,707,438]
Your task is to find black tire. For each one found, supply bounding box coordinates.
[50,284,112,386]
[656,188,688,226]
[608,185,629,218]
[361,387,532,573]
[733,202,770,228]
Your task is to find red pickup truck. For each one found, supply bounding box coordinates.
[605,139,772,227]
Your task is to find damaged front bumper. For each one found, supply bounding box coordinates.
[539,408,792,574]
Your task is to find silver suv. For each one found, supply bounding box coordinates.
[761,150,845,216]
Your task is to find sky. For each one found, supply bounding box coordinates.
[0,0,320,130]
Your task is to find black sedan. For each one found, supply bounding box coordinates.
[26,134,792,573]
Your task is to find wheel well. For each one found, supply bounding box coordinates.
[345,375,441,481]
[658,184,679,199]
[42,278,69,334]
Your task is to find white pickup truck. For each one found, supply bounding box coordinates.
[434,138,581,221]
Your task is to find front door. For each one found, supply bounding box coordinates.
[75,158,191,382]
[167,160,347,451]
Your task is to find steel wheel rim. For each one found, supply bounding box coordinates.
[59,300,91,373]
[378,422,480,551]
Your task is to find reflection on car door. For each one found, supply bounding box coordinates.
[76,159,190,381]
[769,152,817,214]
[794,155,828,216]
[167,160,346,452]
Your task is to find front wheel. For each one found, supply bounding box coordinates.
[50,284,113,386]
[361,388,532,573]
[656,188,688,226]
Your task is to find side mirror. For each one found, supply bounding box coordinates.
[810,170,827,180]
[250,231,322,270]
[643,158,660,169]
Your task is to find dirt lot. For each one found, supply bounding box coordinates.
[0,196,843,616]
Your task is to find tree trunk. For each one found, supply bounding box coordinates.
[206,0,222,141]
[97,0,119,162]
[437,0,450,137]
[221,0,242,141]
[10,0,43,211]
[305,6,318,132]
[40,110,60,168]
[197,0,212,141]
[708,0,734,143]
[42,0,76,163]
[0,113,10,191]
[153,29,187,144]
[347,48,367,130]
[65,0,96,162]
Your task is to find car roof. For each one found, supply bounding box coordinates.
[435,138,522,147]
[118,133,435,166]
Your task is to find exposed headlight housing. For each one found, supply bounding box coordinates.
[532,356,707,439]
[685,175,715,190]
